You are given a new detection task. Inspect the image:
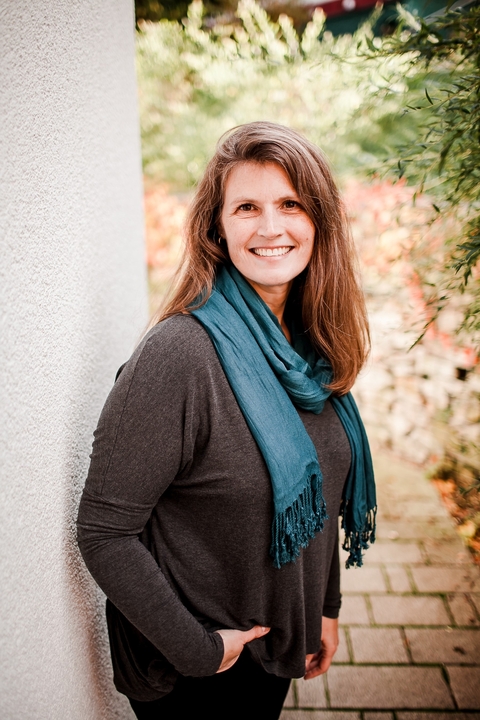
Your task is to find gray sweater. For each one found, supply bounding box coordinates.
[77,315,351,701]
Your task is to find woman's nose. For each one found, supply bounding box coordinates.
[257,208,283,238]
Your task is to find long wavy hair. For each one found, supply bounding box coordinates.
[154,121,369,394]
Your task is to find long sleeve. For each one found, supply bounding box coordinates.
[76,319,224,677]
[321,528,342,619]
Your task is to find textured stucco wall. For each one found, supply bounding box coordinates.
[0,2,147,718]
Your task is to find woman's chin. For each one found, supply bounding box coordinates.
[239,268,301,291]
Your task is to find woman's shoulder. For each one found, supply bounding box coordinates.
[123,314,217,385]
[142,313,213,356]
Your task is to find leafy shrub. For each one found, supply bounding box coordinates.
[136,0,427,191]
[362,4,480,342]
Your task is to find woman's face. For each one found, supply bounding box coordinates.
[220,162,315,305]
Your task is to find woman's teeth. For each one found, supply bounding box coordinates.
[251,247,292,257]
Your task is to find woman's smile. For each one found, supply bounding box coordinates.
[220,161,315,310]
[250,246,293,257]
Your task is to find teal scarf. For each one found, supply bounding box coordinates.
[191,266,376,569]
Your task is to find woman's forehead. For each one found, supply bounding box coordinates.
[222,161,296,200]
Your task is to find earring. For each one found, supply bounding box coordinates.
[213,228,224,245]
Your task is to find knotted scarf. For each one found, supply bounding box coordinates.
[191,265,376,568]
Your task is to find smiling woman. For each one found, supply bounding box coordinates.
[77,121,376,720]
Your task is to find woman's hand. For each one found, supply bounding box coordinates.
[215,625,271,673]
[304,616,339,680]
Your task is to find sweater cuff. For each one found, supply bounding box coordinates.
[322,600,341,620]
[184,628,224,677]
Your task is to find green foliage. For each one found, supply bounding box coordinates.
[362,4,480,341]
[136,0,422,191]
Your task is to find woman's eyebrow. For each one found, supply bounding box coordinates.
[229,194,300,204]
[228,197,256,204]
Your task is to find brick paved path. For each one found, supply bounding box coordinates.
[281,452,480,719]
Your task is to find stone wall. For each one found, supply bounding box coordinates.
[347,179,480,472]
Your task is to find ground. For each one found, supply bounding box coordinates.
[281,451,480,717]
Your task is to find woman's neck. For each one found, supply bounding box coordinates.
[245,279,292,343]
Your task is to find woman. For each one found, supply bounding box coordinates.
[77,121,376,720]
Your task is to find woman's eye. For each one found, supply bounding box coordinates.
[284,200,299,209]
[238,203,254,212]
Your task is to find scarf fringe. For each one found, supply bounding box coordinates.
[341,506,377,569]
[270,472,328,569]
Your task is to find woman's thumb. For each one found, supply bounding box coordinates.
[243,625,271,644]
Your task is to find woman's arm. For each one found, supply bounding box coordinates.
[304,527,342,679]
[322,527,342,619]
[77,322,225,677]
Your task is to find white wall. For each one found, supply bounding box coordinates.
[0,2,147,717]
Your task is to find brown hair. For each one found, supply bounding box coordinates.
[154,121,369,394]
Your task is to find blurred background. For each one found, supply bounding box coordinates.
[135,0,480,564]
[2,2,478,716]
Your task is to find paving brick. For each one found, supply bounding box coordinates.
[284,682,296,707]
[379,489,435,507]
[339,595,371,626]
[350,628,409,663]
[471,594,480,616]
[340,541,422,565]
[363,542,423,564]
[370,455,431,498]
[378,508,403,523]
[370,595,451,626]
[397,714,480,720]
[419,520,463,540]
[411,566,480,593]
[341,566,387,593]
[376,520,457,542]
[423,539,472,565]
[395,500,451,520]
[333,627,350,663]
[296,676,327,708]
[364,714,394,720]
[281,712,360,720]
[447,593,479,626]
[382,483,436,502]
[405,628,480,664]
[386,565,413,593]
[374,522,410,540]
[447,666,480,709]
[326,666,454,709]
